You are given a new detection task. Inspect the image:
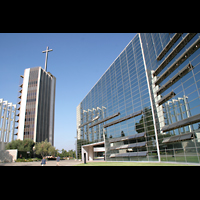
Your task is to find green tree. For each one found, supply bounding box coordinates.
[58,149,76,158]
[22,139,35,152]
[61,149,68,157]
[6,139,22,150]
[49,146,57,157]
[68,149,76,158]
[34,139,53,157]
[6,139,35,152]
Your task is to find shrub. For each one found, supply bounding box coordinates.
[16,158,34,162]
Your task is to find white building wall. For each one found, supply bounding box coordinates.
[82,146,94,161]
[18,68,30,140]
[33,67,41,143]
[0,149,18,162]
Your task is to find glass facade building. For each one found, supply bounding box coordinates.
[76,33,200,163]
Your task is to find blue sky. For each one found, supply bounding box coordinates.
[0,33,136,151]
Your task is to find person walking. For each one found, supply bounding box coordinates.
[41,157,47,166]
[56,156,60,166]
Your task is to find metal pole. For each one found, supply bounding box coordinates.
[0,99,3,127]
[1,101,8,150]
[11,104,16,141]
[0,99,3,141]
[139,33,161,162]
[6,103,12,143]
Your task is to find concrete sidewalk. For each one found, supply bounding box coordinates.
[0,159,82,166]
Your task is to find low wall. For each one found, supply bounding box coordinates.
[0,149,18,162]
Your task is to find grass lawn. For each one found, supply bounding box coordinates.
[76,161,196,166]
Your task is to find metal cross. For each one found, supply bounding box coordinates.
[42,46,53,71]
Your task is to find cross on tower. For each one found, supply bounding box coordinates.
[42,46,53,71]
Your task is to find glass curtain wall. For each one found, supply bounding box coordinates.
[77,34,159,161]
[77,33,200,164]
[140,33,200,163]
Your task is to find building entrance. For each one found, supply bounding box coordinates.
[81,141,105,161]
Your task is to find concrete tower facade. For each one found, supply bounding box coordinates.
[17,66,56,146]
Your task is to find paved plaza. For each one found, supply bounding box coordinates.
[1,159,200,166]
[0,159,83,166]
